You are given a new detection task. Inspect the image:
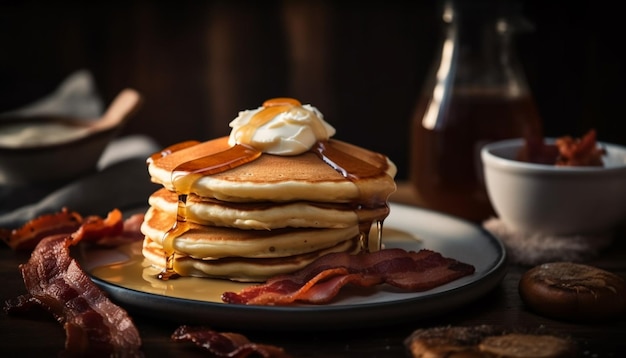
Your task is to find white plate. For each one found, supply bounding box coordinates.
[78,203,506,331]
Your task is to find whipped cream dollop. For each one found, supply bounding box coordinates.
[228,98,336,155]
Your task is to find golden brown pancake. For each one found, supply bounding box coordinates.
[141,207,361,259]
[142,235,361,282]
[147,137,397,203]
[148,187,384,230]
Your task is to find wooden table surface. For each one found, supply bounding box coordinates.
[1,184,625,357]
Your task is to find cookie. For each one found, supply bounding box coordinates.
[479,333,576,358]
[519,262,626,321]
[404,325,499,357]
[404,325,576,358]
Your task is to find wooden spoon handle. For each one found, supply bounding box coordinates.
[93,89,143,131]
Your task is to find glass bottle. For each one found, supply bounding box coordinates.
[410,0,543,222]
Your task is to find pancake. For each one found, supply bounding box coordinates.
[142,235,361,282]
[141,207,360,259]
[148,187,388,230]
[147,137,397,203]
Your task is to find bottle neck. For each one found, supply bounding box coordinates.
[438,0,529,94]
[447,17,515,69]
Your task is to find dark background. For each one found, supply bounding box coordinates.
[1,0,623,180]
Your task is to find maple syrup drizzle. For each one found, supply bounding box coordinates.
[235,105,290,145]
[154,98,391,280]
[311,141,390,252]
[147,140,200,165]
[157,144,262,280]
[263,97,301,107]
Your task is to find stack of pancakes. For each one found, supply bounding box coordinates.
[141,105,397,283]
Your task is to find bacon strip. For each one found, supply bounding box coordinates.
[69,208,124,244]
[171,325,291,358]
[554,129,606,167]
[0,208,83,250]
[0,207,138,250]
[72,210,145,247]
[221,248,475,306]
[517,129,606,167]
[4,210,144,357]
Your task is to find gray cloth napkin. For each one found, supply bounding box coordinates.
[0,69,103,121]
[0,135,160,228]
[0,70,160,229]
[483,217,614,266]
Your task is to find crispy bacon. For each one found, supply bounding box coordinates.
[73,210,145,247]
[0,207,143,251]
[69,208,124,244]
[4,209,145,356]
[6,234,143,357]
[554,129,606,167]
[171,325,291,358]
[222,248,475,306]
[517,129,606,167]
[0,208,83,250]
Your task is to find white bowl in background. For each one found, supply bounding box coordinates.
[0,89,142,185]
[481,138,626,236]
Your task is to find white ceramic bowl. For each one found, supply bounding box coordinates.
[481,138,626,236]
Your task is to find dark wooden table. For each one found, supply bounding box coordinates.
[1,185,625,357]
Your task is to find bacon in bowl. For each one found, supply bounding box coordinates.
[481,130,626,236]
